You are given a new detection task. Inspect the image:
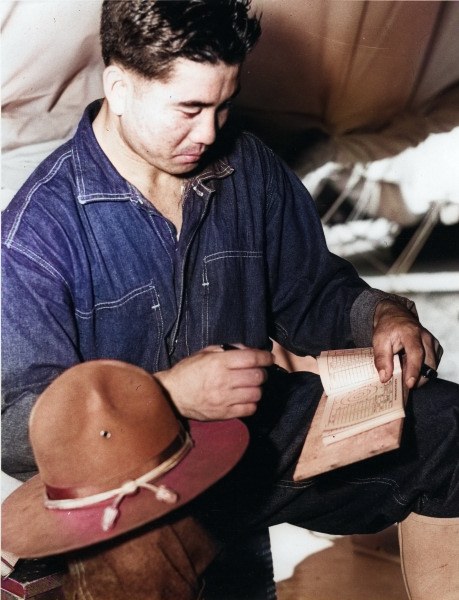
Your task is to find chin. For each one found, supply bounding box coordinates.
[171,161,202,176]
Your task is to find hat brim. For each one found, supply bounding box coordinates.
[2,419,248,558]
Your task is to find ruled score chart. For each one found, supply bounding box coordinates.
[316,348,404,444]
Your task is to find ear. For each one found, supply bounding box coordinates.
[102,65,129,117]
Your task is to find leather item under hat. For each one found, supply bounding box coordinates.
[2,360,249,558]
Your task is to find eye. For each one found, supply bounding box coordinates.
[181,107,202,118]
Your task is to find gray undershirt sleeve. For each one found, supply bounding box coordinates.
[350,288,418,348]
[1,393,39,482]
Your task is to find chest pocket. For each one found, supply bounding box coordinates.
[75,282,164,372]
[201,251,266,347]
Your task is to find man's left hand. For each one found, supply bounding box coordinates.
[372,299,443,389]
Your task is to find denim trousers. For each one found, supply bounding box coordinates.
[199,370,459,599]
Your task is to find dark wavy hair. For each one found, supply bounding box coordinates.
[100,0,261,79]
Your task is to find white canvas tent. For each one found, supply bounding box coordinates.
[235,0,459,282]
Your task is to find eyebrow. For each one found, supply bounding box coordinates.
[177,84,241,109]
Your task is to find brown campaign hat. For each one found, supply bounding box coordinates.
[2,360,249,558]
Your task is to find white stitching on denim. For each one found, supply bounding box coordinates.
[202,263,209,346]
[276,475,407,505]
[150,287,163,369]
[200,251,263,347]
[75,284,156,317]
[78,193,132,204]
[346,477,408,505]
[277,479,315,489]
[184,292,191,356]
[203,251,263,263]
[7,241,70,288]
[72,143,85,200]
[5,151,72,247]
[163,220,177,245]
[274,323,289,339]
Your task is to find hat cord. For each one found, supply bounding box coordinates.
[101,479,179,532]
[44,431,193,531]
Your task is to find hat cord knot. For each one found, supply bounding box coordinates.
[119,480,138,495]
[102,480,179,531]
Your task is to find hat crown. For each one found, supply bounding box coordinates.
[29,361,180,494]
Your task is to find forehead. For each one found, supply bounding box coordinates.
[133,58,241,102]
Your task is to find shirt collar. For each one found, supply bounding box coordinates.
[73,100,234,206]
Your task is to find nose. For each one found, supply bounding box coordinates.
[190,110,217,147]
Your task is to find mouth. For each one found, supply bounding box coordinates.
[178,155,202,164]
[175,148,206,164]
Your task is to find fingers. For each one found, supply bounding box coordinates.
[374,334,431,390]
[218,346,272,410]
[372,300,420,385]
[222,401,260,419]
[373,320,443,390]
[428,337,443,366]
[372,298,446,389]
[403,327,444,388]
[158,345,275,421]
[414,334,443,389]
[400,335,425,389]
[227,366,269,388]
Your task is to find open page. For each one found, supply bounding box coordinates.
[317,347,382,396]
[319,350,404,445]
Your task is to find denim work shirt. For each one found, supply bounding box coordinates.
[2,101,387,479]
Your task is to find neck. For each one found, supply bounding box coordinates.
[92,101,184,232]
[93,100,161,191]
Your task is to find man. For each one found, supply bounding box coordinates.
[2,1,458,599]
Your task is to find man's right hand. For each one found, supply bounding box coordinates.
[153,345,274,421]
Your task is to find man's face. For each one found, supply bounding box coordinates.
[118,59,240,177]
